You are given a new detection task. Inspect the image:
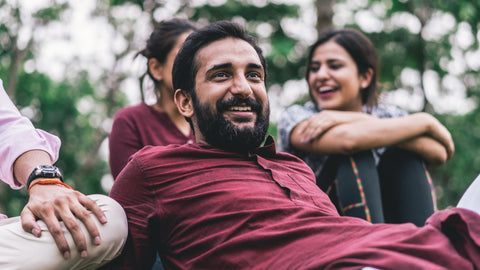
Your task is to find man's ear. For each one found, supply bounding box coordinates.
[174,89,194,118]
[148,58,163,81]
[359,68,374,89]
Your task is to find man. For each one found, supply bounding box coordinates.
[0,81,127,269]
[104,21,480,269]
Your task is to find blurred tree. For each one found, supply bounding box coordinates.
[2,0,479,216]
[0,0,305,216]
[0,0,126,215]
[0,1,67,96]
[105,0,309,147]
[316,0,334,34]
[0,1,78,215]
[108,0,307,96]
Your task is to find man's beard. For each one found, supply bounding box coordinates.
[193,96,270,153]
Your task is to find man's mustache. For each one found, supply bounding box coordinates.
[216,97,263,114]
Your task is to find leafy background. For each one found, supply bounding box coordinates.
[1,0,480,215]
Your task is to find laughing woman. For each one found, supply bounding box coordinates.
[278,28,454,226]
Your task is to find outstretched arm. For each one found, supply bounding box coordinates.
[290,112,454,165]
[14,150,108,259]
[1,81,112,258]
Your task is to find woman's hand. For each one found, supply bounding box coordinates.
[295,110,372,143]
[396,113,455,165]
[421,113,455,160]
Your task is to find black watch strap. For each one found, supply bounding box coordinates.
[26,165,64,189]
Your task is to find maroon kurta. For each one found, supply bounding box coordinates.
[106,136,480,270]
[108,102,195,179]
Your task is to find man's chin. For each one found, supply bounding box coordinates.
[225,114,256,123]
[225,118,256,129]
[232,123,257,132]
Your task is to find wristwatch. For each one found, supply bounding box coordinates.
[26,165,64,189]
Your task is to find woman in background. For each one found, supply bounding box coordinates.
[278,28,454,226]
[109,18,197,179]
[109,18,197,270]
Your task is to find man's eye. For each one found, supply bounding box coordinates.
[213,72,228,78]
[247,72,262,80]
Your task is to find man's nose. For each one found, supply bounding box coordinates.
[230,76,253,98]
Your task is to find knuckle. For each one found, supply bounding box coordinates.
[76,209,92,220]
[50,226,63,236]
[66,221,81,233]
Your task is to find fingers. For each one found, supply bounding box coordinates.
[26,185,106,259]
[430,119,455,160]
[20,207,42,237]
[55,192,106,258]
[43,210,74,259]
[24,200,72,258]
[435,123,454,159]
[74,194,107,246]
[445,135,455,160]
[79,193,108,225]
[297,116,333,143]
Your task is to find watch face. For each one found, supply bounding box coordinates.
[27,165,63,188]
[38,165,56,170]
[35,165,62,178]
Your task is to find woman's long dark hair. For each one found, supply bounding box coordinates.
[306,28,379,110]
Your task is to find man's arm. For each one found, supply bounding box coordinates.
[0,82,108,258]
[102,156,158,269]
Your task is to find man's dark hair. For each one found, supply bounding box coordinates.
[172,20,267,102]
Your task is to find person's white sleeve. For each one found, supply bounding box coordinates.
[0,80,61,189]
[457,174,480,215]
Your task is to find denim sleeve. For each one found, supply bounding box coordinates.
[277,104,316,152]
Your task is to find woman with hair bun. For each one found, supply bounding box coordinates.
[109,18,197,179]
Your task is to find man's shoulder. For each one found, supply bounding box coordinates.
[276,150,315,170]
[131,143,220,164]
[135,143,194,157]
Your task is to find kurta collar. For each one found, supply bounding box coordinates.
[248,135,277,158]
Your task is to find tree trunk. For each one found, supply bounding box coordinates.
[316,0,334,35]
[409,1,433,113]
[6,36,33,99]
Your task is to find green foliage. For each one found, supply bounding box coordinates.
[0,71,111,216]
[108,0,145,7]
[189,0,298,21]
[340,0,480,107]
[2,0,480,216]
[188,0,304,86]
[432,112,480,209]
[33,4,69,23]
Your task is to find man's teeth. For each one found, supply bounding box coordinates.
[229,106,252,111]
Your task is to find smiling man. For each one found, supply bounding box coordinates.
[103,21,480,270]
[175,35,269,153]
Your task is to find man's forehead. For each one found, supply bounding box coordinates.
[196,38,262,69]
